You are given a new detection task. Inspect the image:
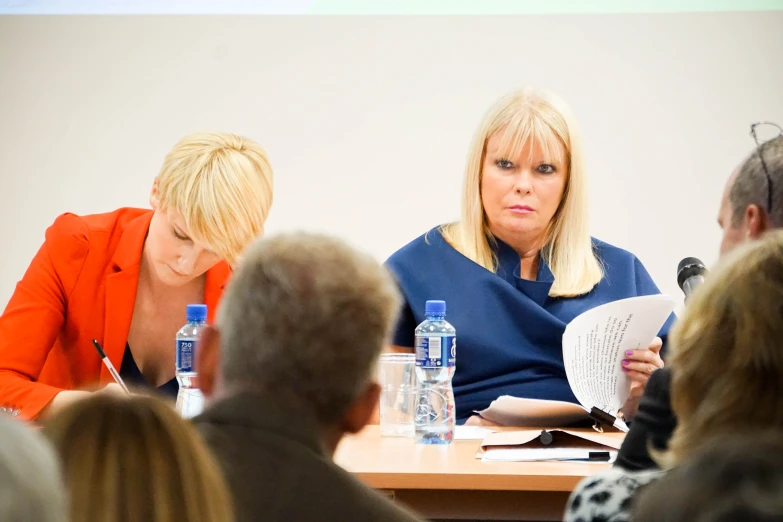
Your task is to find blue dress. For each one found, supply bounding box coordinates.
[385,228,675,423]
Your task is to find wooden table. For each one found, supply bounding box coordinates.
[335,426,621,521]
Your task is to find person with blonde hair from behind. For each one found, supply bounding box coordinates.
[565,230,783,521]
[386,88,674,424]
[0,132,274,420]
[0,416,66,522]
[44,393,234,522]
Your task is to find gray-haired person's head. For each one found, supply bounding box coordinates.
[216,231,401,427]
[0,416,66,522]
[731,134,783,228]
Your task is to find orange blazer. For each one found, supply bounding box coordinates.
[0,208,230,420]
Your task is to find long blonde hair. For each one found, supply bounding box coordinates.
[658,230,783,467]
[441,87,602,297]
[43,394,234,522]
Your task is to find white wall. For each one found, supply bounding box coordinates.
[1,13,782,309]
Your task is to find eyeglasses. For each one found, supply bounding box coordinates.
[750,122,783,214]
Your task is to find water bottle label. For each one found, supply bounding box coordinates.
[415,335,455,367]
[176,339,196,373]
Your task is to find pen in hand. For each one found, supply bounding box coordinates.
[92,339,131,395]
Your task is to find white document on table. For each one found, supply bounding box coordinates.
[454,425,496,440]
[481,447,618,463]
[477,428,622,462]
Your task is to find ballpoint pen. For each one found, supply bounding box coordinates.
[92,339,131,395]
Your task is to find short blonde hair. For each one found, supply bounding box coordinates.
[43,394,234,522]
[156,131,274,266]
[441,87,602,297]
[659,230,783,467]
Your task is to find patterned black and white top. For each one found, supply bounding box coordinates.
[564,467,665,522]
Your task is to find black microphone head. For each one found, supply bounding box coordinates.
[677,257,707,289]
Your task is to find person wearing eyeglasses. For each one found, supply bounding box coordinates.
[0,132,274,421]
[614,123,783,473]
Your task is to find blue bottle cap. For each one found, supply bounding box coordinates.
[425,300,446,315]
[186,304,208,322]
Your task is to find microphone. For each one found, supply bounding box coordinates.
[677,257,707,300]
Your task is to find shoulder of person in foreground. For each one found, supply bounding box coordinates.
[192,399,423,522]
[633,431,783,522]
[564,465,664,522]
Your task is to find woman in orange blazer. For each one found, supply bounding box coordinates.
[0,132,274,421]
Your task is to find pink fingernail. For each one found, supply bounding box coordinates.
[625,350,633,356]
[622,360,630,366]
[622,367,630,372]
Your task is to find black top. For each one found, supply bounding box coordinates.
[119,343,179,398]
[615,367,677,471]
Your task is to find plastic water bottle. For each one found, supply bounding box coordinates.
[175,304,207,418]
[414,300,456,444]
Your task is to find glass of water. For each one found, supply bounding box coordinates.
[377,353,416,437]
